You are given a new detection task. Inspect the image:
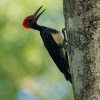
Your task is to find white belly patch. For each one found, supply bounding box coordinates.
[52,33,64,44]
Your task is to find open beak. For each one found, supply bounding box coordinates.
[34,6,46,21]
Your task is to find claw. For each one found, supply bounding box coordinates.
[62,28,68,44]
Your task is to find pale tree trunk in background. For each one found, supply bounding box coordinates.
[63,0,100,100]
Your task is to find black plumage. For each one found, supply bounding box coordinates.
[40,27,71,83]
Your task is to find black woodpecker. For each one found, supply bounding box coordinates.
[23,6,72,83]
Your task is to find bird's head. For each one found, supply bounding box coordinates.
[23,6,45,29]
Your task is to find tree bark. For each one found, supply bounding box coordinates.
[63,0,100,100]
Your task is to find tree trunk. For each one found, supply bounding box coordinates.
[63,0,100,100]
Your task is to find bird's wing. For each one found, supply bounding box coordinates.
[40,29,71,82]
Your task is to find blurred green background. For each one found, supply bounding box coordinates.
[0,0,74,100]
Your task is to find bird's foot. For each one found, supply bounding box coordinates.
[62,28,68,45]
[62,28,68,47]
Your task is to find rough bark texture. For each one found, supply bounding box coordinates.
[63,0,100,100]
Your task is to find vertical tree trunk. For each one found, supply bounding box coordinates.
[63,0,100,100]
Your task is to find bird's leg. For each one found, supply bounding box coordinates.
[57,28,68,49]
[62,28,68,49]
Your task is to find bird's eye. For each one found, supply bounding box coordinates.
[28,17,32,22]
[28,17,33,25]
[29,18,32,20]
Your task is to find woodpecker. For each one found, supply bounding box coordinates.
[23,6,72,83]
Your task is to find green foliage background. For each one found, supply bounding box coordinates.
[0,0,73,100]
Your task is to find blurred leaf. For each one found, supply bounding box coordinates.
[0,0,73,100]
